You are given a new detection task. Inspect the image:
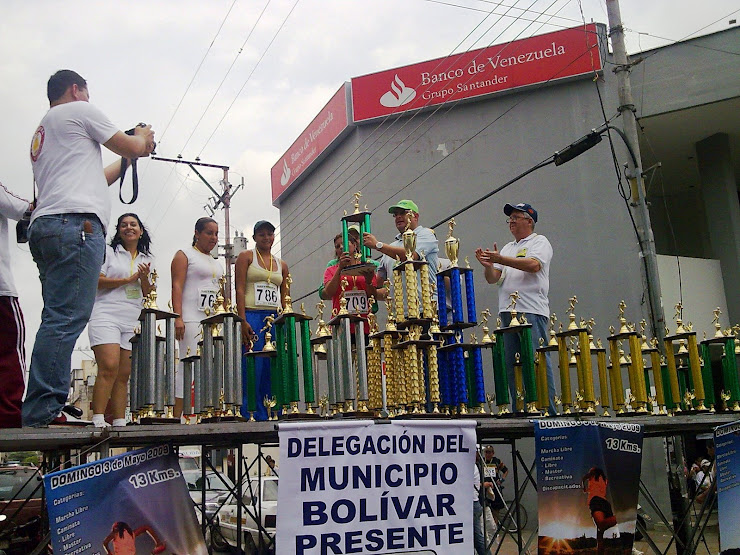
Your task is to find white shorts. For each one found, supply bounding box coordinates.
[176,321,202,398]
[88,320,135,350]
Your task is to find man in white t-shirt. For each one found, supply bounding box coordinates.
[23,70,155,427]
[475,202,556,415]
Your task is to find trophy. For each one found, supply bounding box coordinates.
[535,314,559,414]
[640,321,667,415]
[244,315,277,419]
[271,277,317,418]
[492,292,540,415]
[198,276,244,422]
[131,269,179,424]
[606,300,649,415]
[340,191,376,276]
[437,219,477,328]
[326,279,372,416]
[663,303,709,413]
[699,308,740,412]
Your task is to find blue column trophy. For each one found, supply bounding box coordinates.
[436,219,486,414]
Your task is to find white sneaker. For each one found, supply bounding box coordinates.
[50,411,92,426]
[632,547,644,555]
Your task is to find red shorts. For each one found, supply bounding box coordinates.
[0,297,26,428]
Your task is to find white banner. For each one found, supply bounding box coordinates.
[277,419,477,555]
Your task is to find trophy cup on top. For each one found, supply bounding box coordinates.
[340,192,376,276]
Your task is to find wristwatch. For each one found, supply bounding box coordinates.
[375,242,384,250]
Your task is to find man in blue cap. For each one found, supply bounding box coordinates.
[475,202,556,415]
[363,199,439,298]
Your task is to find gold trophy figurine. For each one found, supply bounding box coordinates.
[567,296,579,331]
[261,316,276,352]
[713,307,724,338]
[353,191,362,214]
[480,309,493,344]
[214,275,227,314]
[283,274,293,313]
[403,214,417,261]
[507,291,521,326]
[444,218,459,267]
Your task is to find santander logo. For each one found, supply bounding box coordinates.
[379,74,416,108]
[280,159,291,186]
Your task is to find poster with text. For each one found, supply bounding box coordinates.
[535,420,644,555]
[277,419,476,555]
[44,444,207,555]
[715,420,740,555]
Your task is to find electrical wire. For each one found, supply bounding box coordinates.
[178,0,272,156]
[275,0,534,230]
[422,0,583,28]
[280,0,575,248]
[156,0,239,147]
[288,3,602,292]
[196,0,301,157]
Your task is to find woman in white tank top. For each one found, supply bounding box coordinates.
[235,220,289,420]
[171,217,224,417]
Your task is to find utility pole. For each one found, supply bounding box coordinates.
[605,2,689,552]
[606,0,666,344]
[152,156,243,302]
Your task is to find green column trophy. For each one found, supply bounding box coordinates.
[272,276,317,418]
[340,191,376,275]
[493,292,540,415]
[663,303,709,413]
[700,308,740,412]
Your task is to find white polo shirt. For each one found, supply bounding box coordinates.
[494,232,552,317]
[89,244,155,326]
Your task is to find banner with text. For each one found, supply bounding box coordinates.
[715,420,740,554]
[277,419,476,555]
[351,24,602,122]
[535,420,643,555]
[271,82,352,205]
[44,444,207,555]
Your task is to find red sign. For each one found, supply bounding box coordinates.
[351,24,602,122]
[271,83,352,204]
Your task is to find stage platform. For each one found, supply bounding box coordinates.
[0,413,735,452]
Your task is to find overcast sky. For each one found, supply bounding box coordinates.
[1,0,737,367]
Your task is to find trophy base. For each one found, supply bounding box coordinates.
[280,412,323,421]
[339,410,377,419]
[139,416,180,425]
[341,263,377,276]
[200,415,246,423]
[557,410,598,418]
[395,411,450,419]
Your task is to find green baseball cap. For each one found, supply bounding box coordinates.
[388,200,419,214]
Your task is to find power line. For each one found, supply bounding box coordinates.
[278,0,573,243]
[282,0,573,263]
[156,0,239,147]
[196,0,301,157]
[423,0,583,27]
[277,0,582,231]
[178,0,272,156]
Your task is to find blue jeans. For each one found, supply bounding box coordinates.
[474,499,492,555]
[243,309,278,421]
[500,311,557,416]
[23,214,105,426]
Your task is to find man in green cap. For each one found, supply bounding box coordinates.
[363,199,439,294]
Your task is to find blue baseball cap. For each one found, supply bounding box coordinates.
[504,202,537,223]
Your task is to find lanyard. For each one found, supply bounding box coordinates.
[256,249,274,284]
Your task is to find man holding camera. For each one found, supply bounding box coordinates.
[23,70,155,427]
